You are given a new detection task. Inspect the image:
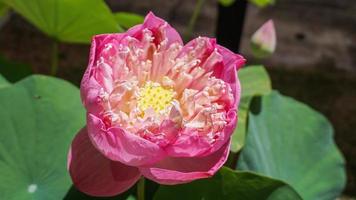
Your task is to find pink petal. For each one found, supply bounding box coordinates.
[127,12,183,46]
[216,44,245,106]
[140,120,180,147]
[251,19,276,56]
[139,140,230,184]
[81,12,183,114]
[216,44,245,71]
[81,34,127,113]
[80,76,103,115]
[164,129,212,157]
[68,127,141,197]
[80,35,100,110]
[165,111,236,158]
[179,37,216,64]
[87,113,167,166]
[201,109,237,155]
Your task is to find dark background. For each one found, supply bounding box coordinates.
[0,0,355,197]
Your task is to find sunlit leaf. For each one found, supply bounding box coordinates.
[238,91,346,200]
[0,2,9,17]
[249,0,275,7]
[0,0,123,43]
[232,65,271,152]
[239,65,272,99]
[0,73,10,88]
[219,0,236,7]
[219,0,275,7]
[0,75,85,199]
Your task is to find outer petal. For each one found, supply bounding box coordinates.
[80,33,127,114]
[216,44,245,106]
[164,129,213,157]
[208,45,244,154]
[87,113,166,166]
[139,140,230,185]
[179,37,216,62]
[202,109,237,155]
[80,34,101,111]
[127,11,183,46]
[68,127,141,197]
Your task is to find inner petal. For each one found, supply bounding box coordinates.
[95,34,236,147]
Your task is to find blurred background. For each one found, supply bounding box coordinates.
[0,0,355,197]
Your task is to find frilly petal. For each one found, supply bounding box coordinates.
[81,12,184,113]
[87,113,166,166]
[81,34,127,113]
[128,11,183,46]
[164,110,236,157]
[139,140,230,185]
[179,37,216,62]
[68,127,141,197]
[201,109,237,155]
[164,129,212,157]
[216,44,245,106]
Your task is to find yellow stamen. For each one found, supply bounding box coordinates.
[137,82,174,113]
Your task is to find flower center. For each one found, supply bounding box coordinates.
[137,82,174,113]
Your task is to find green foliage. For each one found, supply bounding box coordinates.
[0,73,10,88]
[65,185,135,200]
[154,167,302,200]
[249,0,275,7]
[0,1,346,198]
[115,12,144,29]
[0,75,85,199]
[238,91,346,200]
[239,66,272,98]
[251,42,272,58]
[0,2,9,17]
[232,65,271,152]
[0,0,123,43]
[0,55,32,83]
[251,40,275,58]
[219,0,236,7]
[219,0,275,7]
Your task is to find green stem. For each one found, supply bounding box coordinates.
[137,176,145,200]
[50,40,59,76]
[184,0,206,41]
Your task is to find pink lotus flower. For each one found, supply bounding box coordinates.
[68,12,245,197]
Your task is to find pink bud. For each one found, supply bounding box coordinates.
[251,19,276,58]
